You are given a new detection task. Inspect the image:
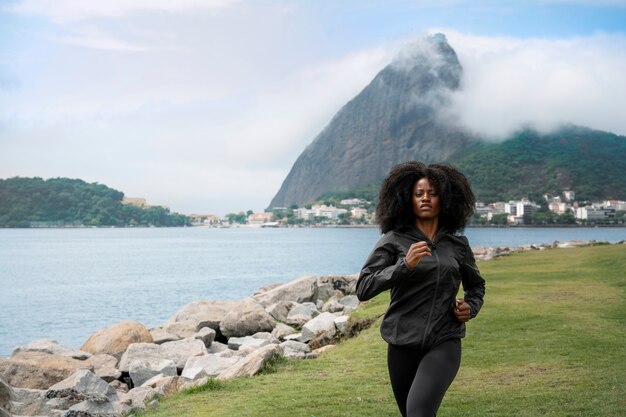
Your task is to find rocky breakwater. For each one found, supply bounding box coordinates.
[0,274,360,417]
[471,239,614,261]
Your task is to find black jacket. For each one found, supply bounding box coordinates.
[356,226,485,349]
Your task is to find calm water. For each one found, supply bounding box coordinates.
[0,226,624,357]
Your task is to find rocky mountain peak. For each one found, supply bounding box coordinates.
[269,33,470,208]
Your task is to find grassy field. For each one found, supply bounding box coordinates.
[137,245,626,417]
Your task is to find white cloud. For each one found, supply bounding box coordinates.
[441,30,626,138]
[9,0,240,22]
[50,26,150,51]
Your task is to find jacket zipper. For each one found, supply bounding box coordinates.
[420,241,441,350]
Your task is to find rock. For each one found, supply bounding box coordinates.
[181,355,239,380]
[283,333,302,342]
[286,302,320,326]
[316,275,358,296]
[271,323,297,341]
[11,340,91,360]
[251,276,318,307]
[163,320,199,339]
[140,375,179,398]
[10,387,60,416]
[178,376,208,392]
[311,344,336,356]
[159,338,207,371]
[265,300,294,323]
[338,295,359,311]
[81,321,153,356]
[301,312,338,343]
[125,386,159,410]
[334,315,351,336]
[0,351,93,390]
[129,359,177,388]
[149,328,178,345]
[108,380,128,393]
[194,327,216,348]
[217,344,283,380]
[219,298,276,338]
[119,338,206,373]
[279,341,311,359]
[206,342,229,354]
[253,282,283,295]
[315,283,340,302]
[84,354,121,383]
[165,300,239,331]
[65,396,131,417]
[227,336,271,351]
[46,369,115,403]
[118,344,161,373]
[321,297,345,313]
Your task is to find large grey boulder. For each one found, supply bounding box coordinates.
[64,396,131,417]
[140,374,179,398]
[46,369,115,403]
[301,312,338,343]
[11,340,91,361]
[219,298,276,338]
[10,387,67,417]
[334,315,351,336]
[338,295,360,311]
[286,302,319,326]
[251,276,318,307]
[217,344,282,380]
[159,338,207,370]
[265,300,294,323]
[149,328,178,345]
[316,275,358,297]
[279,341,311,360]
[181,355,239,380]
[194,327,216,348]
[165,300,239,331]
[271,323,297,341]
[118,343,161,373]
[124,385,160,411]
[81,321,153,356]
[163,319,200,340]
[0,351,93,390]
[321,297,345,313]
[129,359,177,388]
[227,336,271,351]
[84,354,121,383]
[118,338,206,373]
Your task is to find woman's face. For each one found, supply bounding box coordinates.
[412,177,441,221]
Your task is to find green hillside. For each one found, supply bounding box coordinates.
[316,126,626,205]
[451,126,626,203]
[137,244,626,417]
[0,177,189,228]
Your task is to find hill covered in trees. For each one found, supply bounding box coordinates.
[0,177,189,228]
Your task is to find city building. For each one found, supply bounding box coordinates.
[248,212,274,225]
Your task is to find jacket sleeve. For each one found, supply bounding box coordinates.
[460,240,486,319]
[356,236,412,301]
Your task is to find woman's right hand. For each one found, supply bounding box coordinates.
[404,241,432,269]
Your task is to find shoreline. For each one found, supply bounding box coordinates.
[1,223,625,230]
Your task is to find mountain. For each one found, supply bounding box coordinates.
[269,34,473,208]
[269,34,626,207]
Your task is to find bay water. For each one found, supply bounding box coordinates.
[1,226,624,357]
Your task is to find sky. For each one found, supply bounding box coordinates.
[1,0,625,216]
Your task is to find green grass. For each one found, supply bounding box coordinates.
[137,245,626,417]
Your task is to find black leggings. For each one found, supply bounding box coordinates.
[387,339,462,417]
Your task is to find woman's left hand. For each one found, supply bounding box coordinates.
[454,299,471,322]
